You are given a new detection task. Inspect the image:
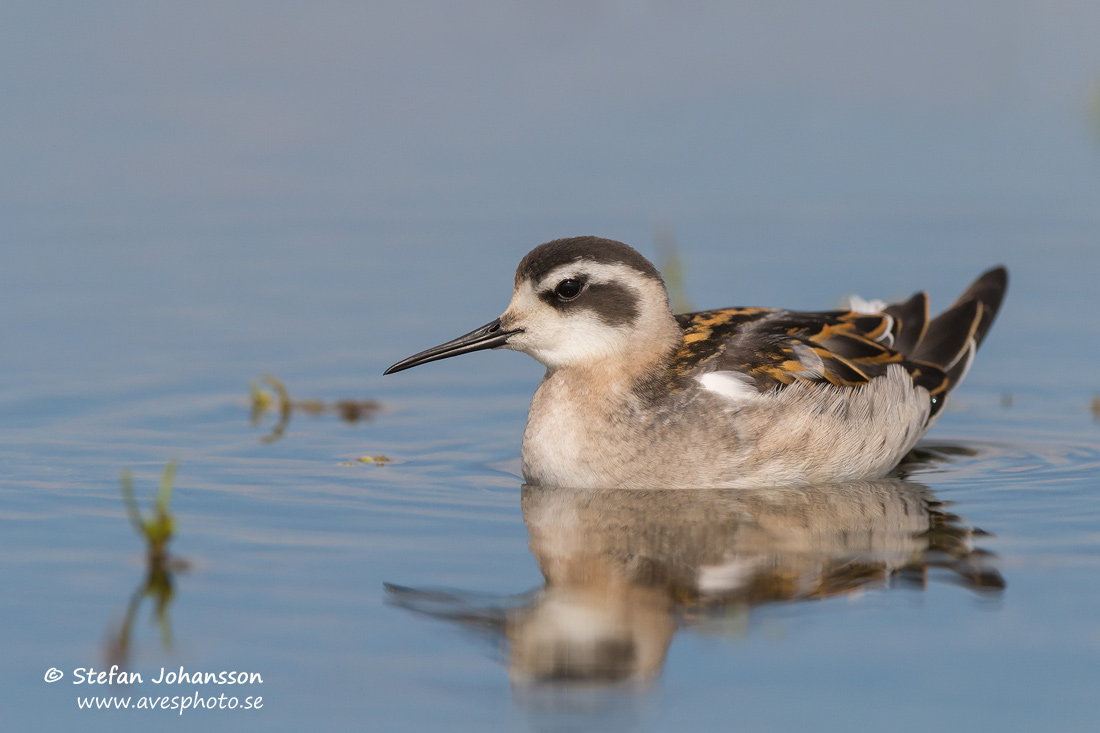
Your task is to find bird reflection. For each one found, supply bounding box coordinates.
[386,477,1002,688]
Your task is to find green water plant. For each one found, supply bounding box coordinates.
[339,454,392,467]
[120,461,177,564]
[106,544,178,664]
[249,374,382,443]
[108,461,184,666]
[250,374,292,443]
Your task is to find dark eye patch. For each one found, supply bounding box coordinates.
[540,281,639,326]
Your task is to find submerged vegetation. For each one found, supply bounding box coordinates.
[250,374,382,443]
[120,461,178,564]
[339,455,391,467]
[108,462,187,668]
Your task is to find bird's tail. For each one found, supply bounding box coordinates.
[887,266,1008,390]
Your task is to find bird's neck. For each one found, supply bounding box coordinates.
[546,324,681,401]
[521,317,683,488]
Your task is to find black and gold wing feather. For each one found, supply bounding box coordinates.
[670,266,1008,417]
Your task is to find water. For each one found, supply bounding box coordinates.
[3,4,1100,731]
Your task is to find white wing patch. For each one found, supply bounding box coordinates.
[698,558,760,593]
[698,371,760,405]
[845,296,896,346]
[846,294,888,314]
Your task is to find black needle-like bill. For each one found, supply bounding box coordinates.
[383,319,522,375]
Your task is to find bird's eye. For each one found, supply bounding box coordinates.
[555,279,583,301]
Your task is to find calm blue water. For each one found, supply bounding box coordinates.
[3,4,1100,732]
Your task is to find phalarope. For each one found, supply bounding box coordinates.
[386,237,1007,489]
[388,478,1001,684]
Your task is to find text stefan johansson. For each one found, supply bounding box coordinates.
[72,666,262,685]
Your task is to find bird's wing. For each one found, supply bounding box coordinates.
[671,306,951,407]
[669,267,1007,419]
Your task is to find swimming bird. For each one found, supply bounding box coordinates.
[385,237,1007,489]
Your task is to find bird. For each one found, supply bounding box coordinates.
[385,236,1008,489]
